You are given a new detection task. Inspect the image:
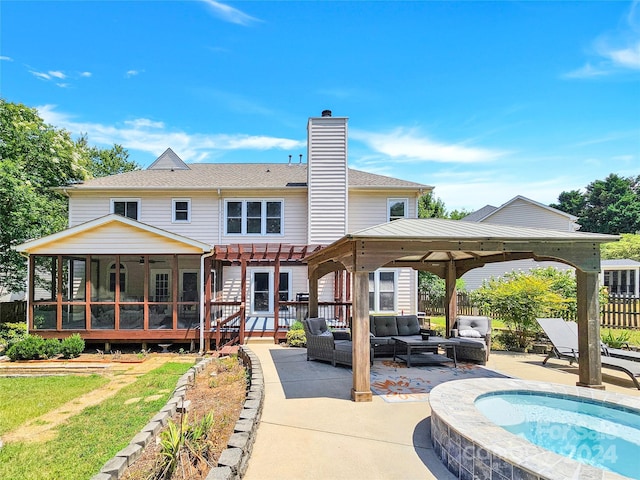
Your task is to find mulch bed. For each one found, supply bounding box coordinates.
[121,356,247,480]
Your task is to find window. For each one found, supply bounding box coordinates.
[172,199,191,222]
[111,199,140,220]
[388,198,408,221]
[369,270,397,312]
[249,269,291,314]
[109,263,126,294]
[225,200,283,235]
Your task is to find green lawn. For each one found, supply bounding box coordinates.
[0,361,193,480]
[0,375,109,435]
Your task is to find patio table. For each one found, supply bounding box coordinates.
[391,336,459,368]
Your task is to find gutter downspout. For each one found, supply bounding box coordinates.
[199,250,215,355]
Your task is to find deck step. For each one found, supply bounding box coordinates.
[245,337,276,345]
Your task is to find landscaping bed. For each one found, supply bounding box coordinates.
[121,355,247,480]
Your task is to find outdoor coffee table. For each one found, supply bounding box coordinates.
[391,336,459,368]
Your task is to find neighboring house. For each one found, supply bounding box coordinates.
[601,259,640,296]
[16,111,431,351]
[459,195,580,290]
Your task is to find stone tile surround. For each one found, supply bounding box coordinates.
[429,378,638,480]
[91,346,263,480]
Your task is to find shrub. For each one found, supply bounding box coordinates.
[6,334,46,360]
[602,329,631,349]
[60,334,85,359]
[286,329,306,347]
[290,320,304,331]
[42,338,61,359]
[0,322,27,352]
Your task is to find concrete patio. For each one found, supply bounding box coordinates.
[243,343,640,480]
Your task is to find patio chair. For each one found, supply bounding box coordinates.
[302,317,371,368]
[536,318,640,389]
[564,321,640,363]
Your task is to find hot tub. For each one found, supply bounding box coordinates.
[429,378,640,480]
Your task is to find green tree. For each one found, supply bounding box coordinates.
[76,135,139,178]
[471,269,569,349]
[552,174,640,234]
[418,192,447,218]
[0,99,86,294]
[601,233,640,262]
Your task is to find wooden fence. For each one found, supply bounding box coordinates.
[419,293,640,329]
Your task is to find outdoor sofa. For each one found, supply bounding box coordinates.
[368,314,434,357]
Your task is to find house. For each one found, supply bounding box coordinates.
[15,111,431,352]
[601,259,640,296]
[459,195,580,289]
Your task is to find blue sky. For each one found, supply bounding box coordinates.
[1,1,639,212]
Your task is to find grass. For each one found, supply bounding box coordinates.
[0,362,192,480]
[0,375,109,435]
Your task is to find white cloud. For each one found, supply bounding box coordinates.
[200,0,261,26]
[48,70,66,79]
[80,71,92,77]
[56,83,70,88]
[30,70,51,80]
[126,70,141,77]
[0,56,13,61]
[565,2,640,78]
[36,105,304,162]
[351,127,507,164]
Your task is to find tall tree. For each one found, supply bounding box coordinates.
[418,192,448,218]
[76,135,139,177]
[551,174,640,234]
[601,233,640,262]
[0,99,87,294]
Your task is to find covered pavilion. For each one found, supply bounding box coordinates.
[304,218,619,402]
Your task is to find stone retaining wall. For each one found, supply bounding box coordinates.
[91,346,263,480]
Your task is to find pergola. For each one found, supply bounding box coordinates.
[304,218,619,402]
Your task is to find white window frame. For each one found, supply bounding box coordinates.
[388,198,408,222]
[368,269,398,313]
[172,198,191,223]
[111,198,141,220]
[224,199,284,236]
[248,268,292,314]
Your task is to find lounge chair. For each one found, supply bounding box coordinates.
[564,321,640,363]
[536,318,640,389]
[302,317,372,368]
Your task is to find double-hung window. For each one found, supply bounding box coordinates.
[369,270,397,312]
[388,198,408,221]
[225,200,283,235]
[112,199,140,220]
[172,199,191,223]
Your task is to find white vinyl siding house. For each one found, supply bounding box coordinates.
[460,195,580,290]
[18,111,432,348]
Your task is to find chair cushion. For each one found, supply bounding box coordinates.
[318,330,332,337]
[459,329,482,338]
[334,340,353,352]
[307,317,328,335]
[396,315,420,335]
[456,316,490,336]
[372,316,399,337]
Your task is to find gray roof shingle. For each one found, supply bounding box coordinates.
[67,163,431,190]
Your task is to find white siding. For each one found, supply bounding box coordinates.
[348,191,418,232]
[484,199,575,231]
[396,268,416,314]
[307,117,348,244]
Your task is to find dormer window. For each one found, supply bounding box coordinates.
[388,198,408,221]
[225,200,283,235]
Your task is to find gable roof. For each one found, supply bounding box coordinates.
[147,148,190,170]
[601,259,640,268]
[62,163,431,191]
[14,214,211,254]
[462,195,578,223]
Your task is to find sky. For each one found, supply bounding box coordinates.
[1,0,639,213]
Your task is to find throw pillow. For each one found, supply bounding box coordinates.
[459,329,482,338]
[319,330,333,337]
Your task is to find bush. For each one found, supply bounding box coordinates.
[602,329,631,349]
[290,320,304,331]
[60,334,85,359]
[6,334,46,360]
[0,321,27,353]
[42,338,61,359]
[286,329,306,347]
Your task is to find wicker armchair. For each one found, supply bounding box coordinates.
[302,317,371,367]
[449,315,492,365]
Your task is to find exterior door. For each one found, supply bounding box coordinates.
[251,271,272,314]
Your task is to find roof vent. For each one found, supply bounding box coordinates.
[321,110,332,117]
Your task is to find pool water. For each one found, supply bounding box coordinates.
[475,392,640,479]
